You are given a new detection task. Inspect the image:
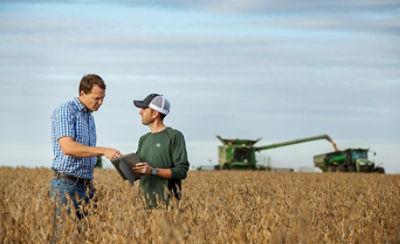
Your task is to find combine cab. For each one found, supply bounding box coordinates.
[314,148,385,173]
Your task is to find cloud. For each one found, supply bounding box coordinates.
[0,1,399,172]
[2,0,400,13]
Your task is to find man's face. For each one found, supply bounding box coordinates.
[139,107,157,125]
[79,85,106,111]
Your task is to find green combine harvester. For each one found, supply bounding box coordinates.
[216,134,384,173]
[215,134,338,170]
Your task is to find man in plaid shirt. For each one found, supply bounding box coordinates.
[50,74,122,220]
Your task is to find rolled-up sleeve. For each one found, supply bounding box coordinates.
[170,132,189,179]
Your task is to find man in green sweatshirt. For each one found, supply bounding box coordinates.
[132,93,189,208]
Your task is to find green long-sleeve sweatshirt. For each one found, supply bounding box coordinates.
[136,127,189,208]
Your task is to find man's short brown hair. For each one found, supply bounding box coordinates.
[79,74,106,94]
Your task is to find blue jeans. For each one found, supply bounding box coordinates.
[50,177,95,220]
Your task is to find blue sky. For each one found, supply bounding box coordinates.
[0,0,399,173]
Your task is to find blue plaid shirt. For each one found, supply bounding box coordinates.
[51,97,97,179]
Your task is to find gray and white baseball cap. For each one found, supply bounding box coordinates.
[133,93,171,115]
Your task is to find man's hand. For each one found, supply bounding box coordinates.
[132,162,153,175]
[102,148,123,160]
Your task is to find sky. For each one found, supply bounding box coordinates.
[0,0,399,173]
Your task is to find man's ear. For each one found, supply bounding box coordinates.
[152,109,160,119]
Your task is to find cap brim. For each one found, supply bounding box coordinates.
[133,100,148,108]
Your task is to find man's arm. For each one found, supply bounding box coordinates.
[169,131,189,179]
[132,162,172,179]
[59,136,122,159]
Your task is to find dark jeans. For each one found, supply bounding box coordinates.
[50,177,95,220]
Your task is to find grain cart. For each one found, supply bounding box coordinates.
[215,134,338,170]
[313,148,385,173]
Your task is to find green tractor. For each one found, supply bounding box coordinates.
[215,134,338,170]
[313,148,385,173]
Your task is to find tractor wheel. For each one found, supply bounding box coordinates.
[328,166,337,172]
[347,165,356,172]
[374,167,385,174]
[337,164,347,172]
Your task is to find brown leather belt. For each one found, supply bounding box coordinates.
[55,172,92,186]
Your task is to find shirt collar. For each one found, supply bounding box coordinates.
[73,97,91,113]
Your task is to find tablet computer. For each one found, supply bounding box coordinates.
[110,153,141,185]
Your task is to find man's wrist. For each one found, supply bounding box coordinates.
[151,167,158,176]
